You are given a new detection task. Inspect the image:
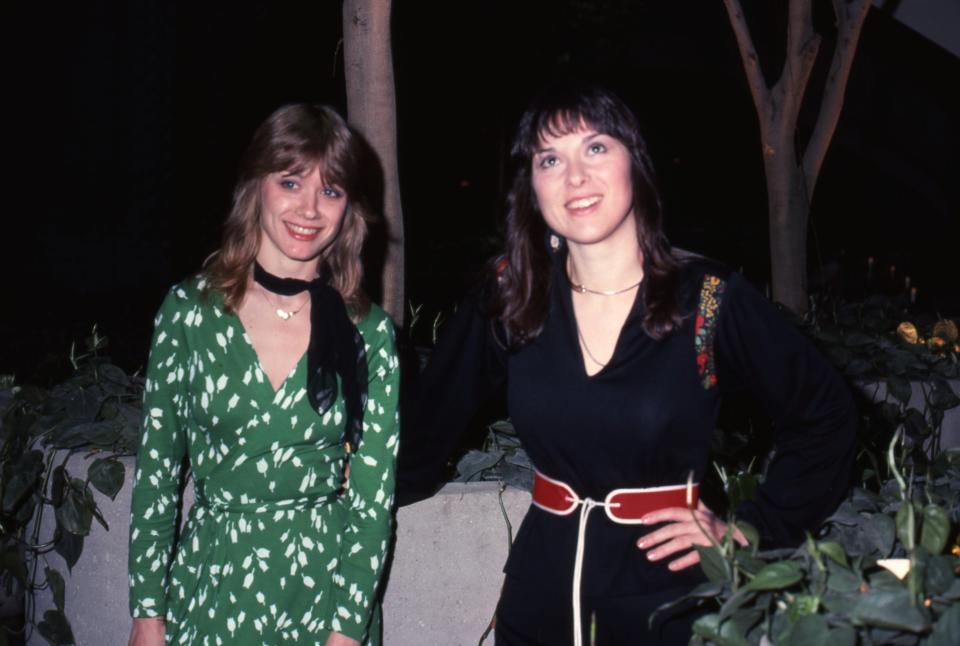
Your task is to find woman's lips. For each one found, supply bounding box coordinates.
[284,221,322,241]
[565,194,603,213]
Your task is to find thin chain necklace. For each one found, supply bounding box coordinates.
[259,286,310,321]
[575,323,608,368]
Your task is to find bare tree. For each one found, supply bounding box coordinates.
[722,0,871,313]
[342,0,405,325]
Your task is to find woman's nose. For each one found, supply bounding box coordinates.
[565,159,588,187]
[301,191,320,218]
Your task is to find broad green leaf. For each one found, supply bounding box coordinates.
[782,614,829,646]
[1,548,27,587]
[49,420,115,449]
[924,555,955,596]
[51,465,67,507]
[692,613,721,641]
[87,458,125,500]
[903,408,929,437]
[696,545,730,584]
[718,587,756,622]
[735,521,759,550]
[851,589,929,633]
[920,504,950,555]
[55,479,94,536]
[45,567,65,611]
[649,582,722,628]
[843,331,875,348]
[827,625,856,646]
[930,380,960,410]
[727,473,758,509]
[825,563,861,593]
[895,501,915,551]
[454,449,503,482]
[862,512,896,557]
[818,541,848,568]
[1,449,44,512]
[488,420,515,434]
[844,359,872,376]
[743,560,802,592]
[867,568,905,590]
[37,609,75,645]
[733,551,765,577]
[820,590,857,616]
[928,602,960,646]
[54,531,83,572]
[886,376,912,405]
[939,575,960,601]
[719,609,761,646]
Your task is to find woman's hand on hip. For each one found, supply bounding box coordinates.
[636,500,747,571]
[324,631,362,646]
[128,617,165,646]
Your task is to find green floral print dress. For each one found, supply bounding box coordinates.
[128,276,399,645]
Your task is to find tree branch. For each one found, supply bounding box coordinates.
[722,0,772,136]
[803,0,871,198]
[780,0,821,134]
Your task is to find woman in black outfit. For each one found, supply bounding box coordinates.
[399,83,856,645]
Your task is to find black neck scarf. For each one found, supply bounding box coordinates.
[253,261,368,455]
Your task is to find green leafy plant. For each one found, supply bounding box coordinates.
[1,328,142,645]
[454,419,534,491]
[657,432,960,646]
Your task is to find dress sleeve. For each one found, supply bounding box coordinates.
[128,286,190,617]
[329,310,400,642]
[715,273,857,547]
[395,287,509,506]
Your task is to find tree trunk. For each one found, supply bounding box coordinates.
[722,0,871,315]
[764,145,811,314]
[342,0,405,325]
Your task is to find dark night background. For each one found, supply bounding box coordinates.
[2,0,958,385]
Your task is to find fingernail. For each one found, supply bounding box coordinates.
[668,562,679,571]
[636,539,646,548]
[647,551,658,561]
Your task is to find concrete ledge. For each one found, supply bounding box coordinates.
[858,379,960,448]
[28,455,530,646]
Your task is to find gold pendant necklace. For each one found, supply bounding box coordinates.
[261,288,310,321]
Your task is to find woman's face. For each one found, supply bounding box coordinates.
[257,164,348,273]
[530,124,636,250]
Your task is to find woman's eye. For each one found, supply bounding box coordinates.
[280,179,298,190]
[537,156,559,169]
[322,186,343,198]
[588,142,607,155]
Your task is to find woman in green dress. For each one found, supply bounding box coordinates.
[127,104,399,646]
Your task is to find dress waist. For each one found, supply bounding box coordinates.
[193,481,341,515]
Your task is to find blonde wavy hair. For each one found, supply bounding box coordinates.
[206,104,374,317]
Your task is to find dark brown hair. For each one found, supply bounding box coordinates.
[206,104,373,316]
[491,82,682,346]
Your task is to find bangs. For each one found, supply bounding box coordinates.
[512,83,637,160]
[268,135,352,190]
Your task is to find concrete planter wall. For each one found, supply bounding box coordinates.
[28,453,530,646]
[858,378,960,448]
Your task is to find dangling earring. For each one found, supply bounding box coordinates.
[549,234,561,251]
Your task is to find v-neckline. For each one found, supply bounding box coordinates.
[558,268,643,380]
[220,291,309,396]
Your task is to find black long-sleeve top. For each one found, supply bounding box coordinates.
[398,254,856,597]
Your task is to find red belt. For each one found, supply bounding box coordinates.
[532,471,699,522]
[530,471,699,646]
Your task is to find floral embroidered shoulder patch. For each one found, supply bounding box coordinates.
[694,274,726,389]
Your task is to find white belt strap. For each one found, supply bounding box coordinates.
[568,494,619,646]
